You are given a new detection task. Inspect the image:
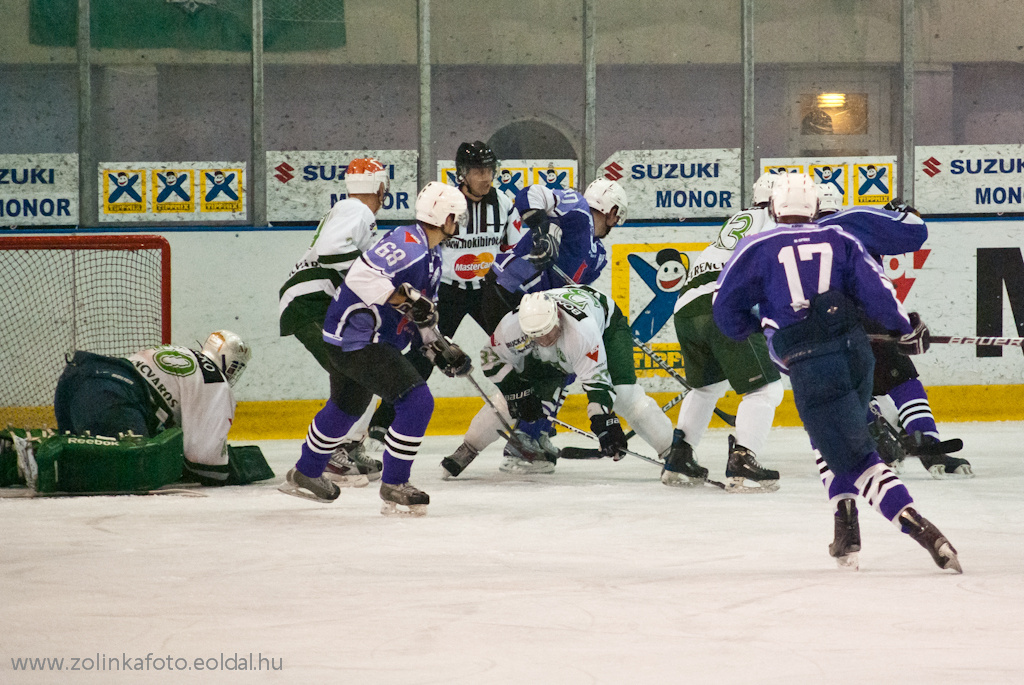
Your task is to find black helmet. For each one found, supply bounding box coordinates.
[455,141,498,182]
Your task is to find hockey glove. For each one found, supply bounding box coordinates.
[897,312,930,356]
[428,338,472,378]
[883,197,921,217]
[590,413,628,461]
[521,208,551,233]
[503,386,544,422]
[526,232,559,270]
[394,284,439,328]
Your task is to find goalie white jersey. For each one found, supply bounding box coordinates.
[483,286,617,414]
[128,346,236,468]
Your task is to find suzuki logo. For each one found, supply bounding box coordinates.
[604,162,623,181]
[274,162,295,183]
[922,157,942,178]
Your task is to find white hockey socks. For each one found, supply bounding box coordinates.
[733,380,783,456]
[613,383,673,456]
[674,380,729,447]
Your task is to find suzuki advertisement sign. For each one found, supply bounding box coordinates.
[915,144,1024,214]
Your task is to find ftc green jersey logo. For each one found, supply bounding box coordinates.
[153,348,197,377]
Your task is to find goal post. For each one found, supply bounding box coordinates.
[0,234,171,430]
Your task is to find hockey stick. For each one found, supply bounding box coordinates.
[545,263,737,428]
[549,417,726,489]
[867,333,1024,347]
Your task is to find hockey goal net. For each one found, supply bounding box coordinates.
[0,235,170,430]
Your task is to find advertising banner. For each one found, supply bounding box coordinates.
[760,156,898,207]
[0,153,78,226]
[596,149,741,221]
[98,162,246,222]
[268,150,418,223]
[915,144,1024,214]
[436,159,578,202]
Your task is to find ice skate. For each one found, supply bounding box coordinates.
[324,442,372,487]
[441,442,479,479]
[724,435,779,493]
[499,430,556,474]
[898,506,962,573]
[911,436,974,479]
[828,498,861,570]
[278,468,341,503]
[379,481,429,516]
[660,430,708,487]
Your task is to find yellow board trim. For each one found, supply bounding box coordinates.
[227,384,1024,440]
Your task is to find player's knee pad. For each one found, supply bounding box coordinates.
[32,428,185,494]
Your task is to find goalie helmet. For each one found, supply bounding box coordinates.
[815,183,843,218]
[518,293,560,338]
[415,181,468,230]
[201,330,251,387]
[751,171,776,207]
[584,178,629,225]
[455,141,499,182]
[345,158,390,196]
[770,173,817,221]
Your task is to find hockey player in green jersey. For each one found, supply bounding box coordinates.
[441,286,700,480]
[666,172,784,492]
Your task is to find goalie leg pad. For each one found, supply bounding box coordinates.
[32,428,185,494]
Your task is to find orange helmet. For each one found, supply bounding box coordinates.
[345,158,390,196]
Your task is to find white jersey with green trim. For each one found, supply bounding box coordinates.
[674,206,775,315]
[279,199,379,317]
[482,286,616,415]
[128,346,236,468]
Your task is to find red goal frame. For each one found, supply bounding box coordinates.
[0,234,171,343]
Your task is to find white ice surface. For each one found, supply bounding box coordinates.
[2,423,1023,684]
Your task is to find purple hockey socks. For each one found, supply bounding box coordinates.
[888,379,940,441]
[296,400,359,477]
[381,384,434,485]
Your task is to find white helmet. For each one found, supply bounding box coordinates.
[770,173,817,221]
[415,181,468,230]
[751,171,776,207]
[815,183,843,217]
[201,330,251,387]
[345,158,390,196]
[518,293,560,338]
[584,178,628,225]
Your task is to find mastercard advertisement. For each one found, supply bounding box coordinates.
[453,253,495,279]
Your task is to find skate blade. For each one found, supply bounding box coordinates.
[380,500,428,517]
[927,464,975,480]
[499,458,555,474]
[323,471,370,488]
[660,472,701,488]
[277,482,338,504]
[936,543,963,574]
[724,477,780,493]
[834,552,860,570]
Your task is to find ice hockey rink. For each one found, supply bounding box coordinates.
[2,422,1022,684]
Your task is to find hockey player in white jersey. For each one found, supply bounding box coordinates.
[667,171,784,492]
[278,157,390,483]
[441,286,676,478]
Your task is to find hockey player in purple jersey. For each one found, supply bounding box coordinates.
[713,173,961,573]
[815,186,972,479]
[478,178,626,334]
[279,182,472,515]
